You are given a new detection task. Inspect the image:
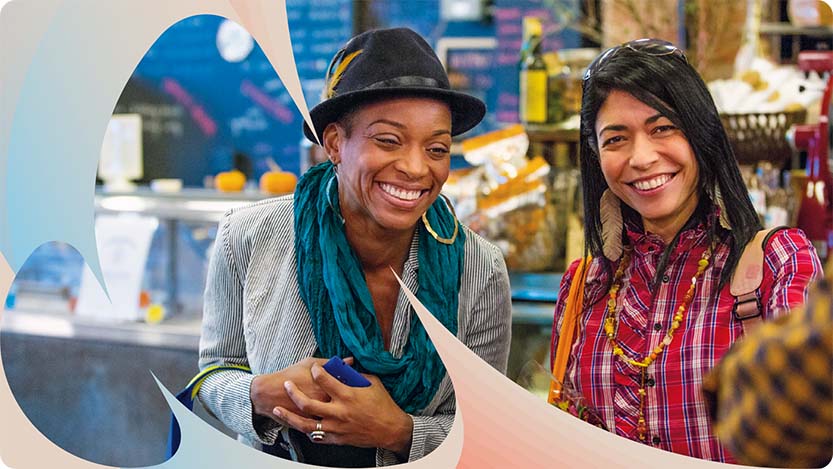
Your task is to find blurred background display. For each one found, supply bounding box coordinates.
[10,0,833,466]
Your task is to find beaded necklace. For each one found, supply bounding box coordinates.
[603,240,716,441]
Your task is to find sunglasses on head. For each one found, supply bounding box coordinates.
[583,38,687,81]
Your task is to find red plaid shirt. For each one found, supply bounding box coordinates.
[550,224,821,462]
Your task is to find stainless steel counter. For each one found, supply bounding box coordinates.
[1,309,201,351]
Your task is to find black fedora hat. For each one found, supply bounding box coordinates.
[303,27,486,143]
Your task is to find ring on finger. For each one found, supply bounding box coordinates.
[309,421,326,442]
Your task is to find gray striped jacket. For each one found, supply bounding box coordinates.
[198,195,512,465]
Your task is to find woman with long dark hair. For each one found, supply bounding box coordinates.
[550,39,821,462]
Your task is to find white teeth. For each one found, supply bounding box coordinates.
[380,183,422,201]
[633,174,672,191]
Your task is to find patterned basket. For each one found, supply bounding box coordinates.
[720,110,807,165]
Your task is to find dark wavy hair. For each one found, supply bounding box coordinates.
[579,45,761,287]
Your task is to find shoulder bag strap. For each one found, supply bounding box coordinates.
[167,364,252,458]
[730,226,788,335]
[548,256,591,404]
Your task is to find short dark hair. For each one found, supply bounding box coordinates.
[336,108,358,137]
[579,46,761,287]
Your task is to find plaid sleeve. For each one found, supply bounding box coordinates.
[705,275,833,467]
[550,258,582,368]
[763,228,823,319]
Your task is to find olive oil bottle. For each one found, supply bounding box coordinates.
[519,17,548,125]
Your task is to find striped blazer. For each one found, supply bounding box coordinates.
[197,195,512,465]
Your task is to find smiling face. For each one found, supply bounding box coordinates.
[595,90,700,242]
[322,96,452,237]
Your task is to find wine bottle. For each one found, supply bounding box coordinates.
[519,17,548,125]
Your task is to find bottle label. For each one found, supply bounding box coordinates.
[520,69,548,124]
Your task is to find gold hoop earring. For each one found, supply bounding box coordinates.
[422,194,459,245]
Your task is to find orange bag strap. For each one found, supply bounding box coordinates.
[548,256,591,404]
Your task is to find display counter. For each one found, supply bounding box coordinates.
[2,307,201,350]
[9,187,562,360]
[2,187,561,466]
[4,271,561,345]
[0,309,233,467]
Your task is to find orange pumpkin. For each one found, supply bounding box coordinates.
[260,170,297,194]
[216,170,246,192]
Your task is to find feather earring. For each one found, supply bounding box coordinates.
[714,186,732,230]
[600,189,623,261]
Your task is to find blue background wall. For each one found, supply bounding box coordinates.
[116,1,352,186]
[115,0,582,186]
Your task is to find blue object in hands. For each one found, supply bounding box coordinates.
[323,356,371,387]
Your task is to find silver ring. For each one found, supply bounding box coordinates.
[309,421,325,442]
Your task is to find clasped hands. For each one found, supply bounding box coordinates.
[250,357,413,456]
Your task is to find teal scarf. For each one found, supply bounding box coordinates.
[294,162,464,413]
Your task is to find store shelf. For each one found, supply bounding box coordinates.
[760,22,833,37]
[525,124,580,143]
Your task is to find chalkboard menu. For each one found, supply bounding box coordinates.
[438,38,500,136]
[365,0,441,42]
[363,0,501,137]
[116,4,352,186]
[493,0,581,123]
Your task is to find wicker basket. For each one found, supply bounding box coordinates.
[720,110,807,165]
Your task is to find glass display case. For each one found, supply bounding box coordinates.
[2,187,561,464]
[7,185,561,383]
[8,188,266,319]
[2,188,267,466]
[8,186,561,324]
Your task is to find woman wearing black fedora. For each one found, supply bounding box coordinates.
[196,28,511,467]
